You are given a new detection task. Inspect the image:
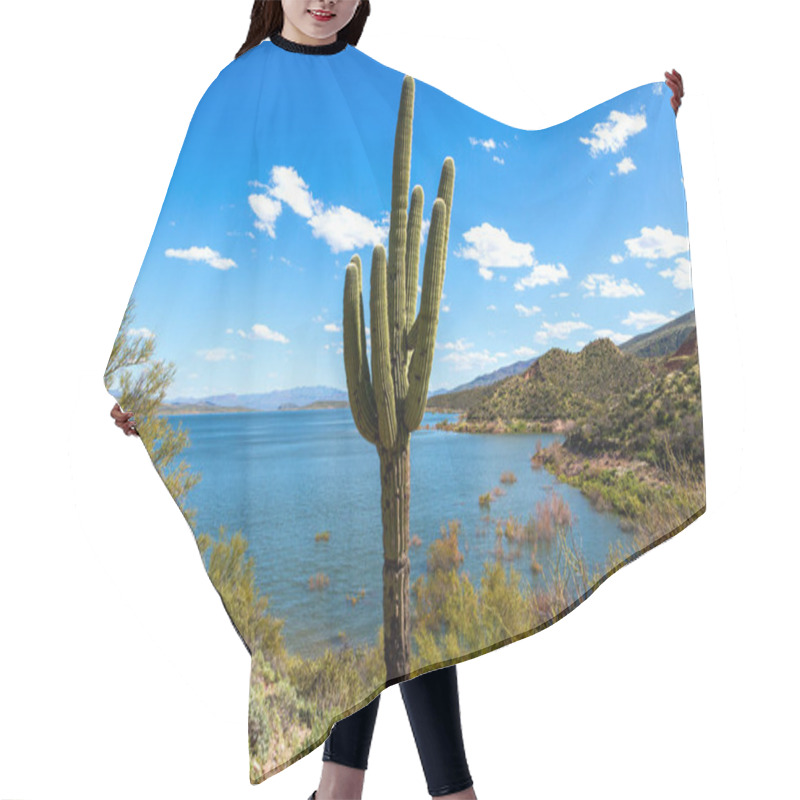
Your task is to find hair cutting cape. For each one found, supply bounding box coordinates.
[103,33,705,785]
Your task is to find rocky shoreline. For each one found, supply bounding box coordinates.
[430,414,577,435]
[531,440,668,490]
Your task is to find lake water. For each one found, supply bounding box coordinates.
[174,408,634,659]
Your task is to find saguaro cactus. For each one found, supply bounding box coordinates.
[342,75,455,681]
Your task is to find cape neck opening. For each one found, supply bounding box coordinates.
[270,31,348,55]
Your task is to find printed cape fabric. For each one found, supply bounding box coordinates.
[103,34,706,785]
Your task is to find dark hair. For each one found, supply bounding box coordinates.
[236,1,371,59]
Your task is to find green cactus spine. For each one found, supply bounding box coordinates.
[342,75,455,680]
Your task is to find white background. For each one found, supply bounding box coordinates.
[1,1,797,798]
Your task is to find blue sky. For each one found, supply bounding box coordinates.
[123,48,692,402]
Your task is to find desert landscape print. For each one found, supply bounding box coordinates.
[104,68,702,782]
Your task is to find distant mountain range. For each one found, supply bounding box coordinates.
[111,311,696,415]
[160,386,349,414]
[436,337,654,421]
[619,309,696,357]
[429,356,538,396]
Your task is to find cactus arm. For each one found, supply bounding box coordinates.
[407,313,419,350]
[370,245,398,448]
[404,185,424,355]
[354,254,378,427]
[406,158,452,357]
[354,255,372,396]
[407,316,418,350]
[404,197,448,431]
[387,76,415,401]
[343,259,379,445]
[404,157,455,429]
[436,157,455,268]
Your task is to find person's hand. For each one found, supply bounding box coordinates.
[110,402,140,436]
[665,68,684,116]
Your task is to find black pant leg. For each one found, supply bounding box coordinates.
[399,664,474,797]
[322,692,382,770]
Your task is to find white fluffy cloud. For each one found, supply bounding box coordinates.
[659,256,693,290]
[230,324,290,343]
[267,165,322,218]
[440,338,472,352]
[308,205,385,253]
[593,328,633,345]
[579,109,647,157]
[127,326,154,339]
[621,310,675,330]
[454,222,535,280]
[165,245,236,271]
[624,225,689,259]
[250,323,289,343]
[615,156,637,174]
[468,136,497,152]
[534,320,591,344]
[513,262,569,291]
[438,338,501,371]
[581,273,644,298]
[248,165,384,252]
[248,193,282,237]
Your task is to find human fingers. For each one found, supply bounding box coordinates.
[111,406,134,425]
[115,418,136,435]
[122,420,139,436]
[668,68,684,96]
[664,72,679,94]
[111,405,137,435]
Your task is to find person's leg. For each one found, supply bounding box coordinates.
[315,693,381,800]
[400,664,476,799]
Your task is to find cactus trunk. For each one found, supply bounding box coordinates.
[342,75,455,681]
[379,435,411,677]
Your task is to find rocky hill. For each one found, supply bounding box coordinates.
[461,338,653,425]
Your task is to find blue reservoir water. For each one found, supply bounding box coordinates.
[175,408,633,658]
